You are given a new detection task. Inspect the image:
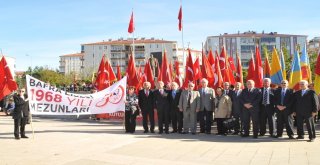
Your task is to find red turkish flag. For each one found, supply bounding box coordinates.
[201,51,214,87]
[178,6,182,31]
[127,54,139,88]
[95,57,109,91]
[174,60,182,87]
[128,12,134,33]
[160,51,172,85]
[182,49,195,89]
[116,63,121,81]
[193,56,201,81]
[105,58,116,83]
[0,56,18,100]
[254,45,263,88]
[144,61,155,89]
[236,53,244,86]
[213,55,223,89]
[247,52,256,81]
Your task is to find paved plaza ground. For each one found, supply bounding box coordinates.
[1,114,320,165]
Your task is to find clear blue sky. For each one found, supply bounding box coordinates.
[0,0,319,71]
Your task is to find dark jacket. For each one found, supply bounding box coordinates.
[293,89,319,117]
[12,93,29,119]
[153,89,170,111]
[274,88,293,114]
[168,89,182,112]
[138,89,154,112]
[239,88,262,111]
[231,89,242,117]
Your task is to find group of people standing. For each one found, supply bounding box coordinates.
[125,78,319,142]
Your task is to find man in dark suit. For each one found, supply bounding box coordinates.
[138,82,155,133]
[12,88,29,140]
[259,78,276,137]
[223,82,234,99]
[153,81,170,134]
[274,80,294,139]
[293,80,319,142]
[168,82,183,133]
[239,80,262,138]
[231,82,243,135]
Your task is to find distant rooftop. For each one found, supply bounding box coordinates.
[60,52,84,57]
[82,37,176,45]
[208,31,307,38]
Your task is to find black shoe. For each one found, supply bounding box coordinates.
[253,135,258,139]
[178,131,182,134]
[171,131,177,133]
[200,131,205,134]
[21,135,28,138]
[144,130,149,133]
[296,136,304,139]
[15,137,20,140]
[308,138,315,142]
[192,132,196,135]
[276,135,283,138]
[270,135,277,138]
[241,134,249,137]
[150,130,155,133]
[181,132,187,134]
[259,133,265,136]
[165,131,169,134]
[206,132,211,135]
[232,132,239,135]
[158,131,163,134]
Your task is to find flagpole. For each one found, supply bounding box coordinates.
[180,0,185,69]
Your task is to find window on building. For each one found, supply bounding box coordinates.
[261,37,276,43]
[240,45,255,53]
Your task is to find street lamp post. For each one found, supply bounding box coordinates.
[26,54,33,74]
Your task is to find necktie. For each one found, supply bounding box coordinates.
[281,89,285,105]
[160,89,163,95]
[187,92,191,107]
[146,90,149,97]
[202,88,205,95]
[172,90,176,99]
[302,90,305,96]
[263,88,268,105]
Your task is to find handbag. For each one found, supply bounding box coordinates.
[223,118,236,130]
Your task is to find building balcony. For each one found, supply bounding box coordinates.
[111,49,125,52]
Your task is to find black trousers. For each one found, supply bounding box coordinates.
[216,118,227,134]
[171,109,183,132]
[125,110,137,133]
[142,110,155,131]
[199,109,213,133]
[157,108,170,132]
[276,110,294,137]
[242,109,259,136]
[296,115,316,139]
[259,105,276,136]
[14,118,27,138]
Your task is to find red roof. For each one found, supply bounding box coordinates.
[82,38,176,45]
[60,52,84,57]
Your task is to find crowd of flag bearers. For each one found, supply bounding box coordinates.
[124,78,319,142]
[119,41,320,142]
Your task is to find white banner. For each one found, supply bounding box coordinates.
[26,75,126,115]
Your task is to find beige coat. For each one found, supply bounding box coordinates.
[178,90,200,111]
[214,94,232,118]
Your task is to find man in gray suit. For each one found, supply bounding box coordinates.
[198,78,215,134]
[179,82,200,134]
